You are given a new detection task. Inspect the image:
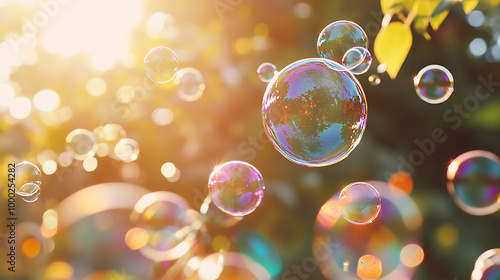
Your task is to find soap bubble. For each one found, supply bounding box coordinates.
[447,150,500,216]
[262,58,367,167]
[114,138,139,162]
[130,191,201,262]
[414,64,454,104]
[368,75,381,86]
[14,161,42,194]
[339,182,381,225]
[16,182,41,203]
[174,67,205,102]
[257,62,278,82]
[66,129,98,160]
[342,47,372,75]
[472,249,500,280]
[313,181,423,279]
[144,46,179,84]
[317,20,368,63]
[208,161,265,217]
[400,244,424,268]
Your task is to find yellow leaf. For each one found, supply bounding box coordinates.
[414,17,431,40]
[462,0,479,14]
[381,0,415,14]
[374,22,413,79]
[430,10,449,30]
[416,0,440,17]
[381,0,400,14]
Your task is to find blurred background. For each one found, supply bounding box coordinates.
[1,0,500,279]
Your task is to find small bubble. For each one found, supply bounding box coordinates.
[144,46,179,84]
[414,64,454,104]
[257,62,278,82]
[208,161,265,217]
[339,182,381,225]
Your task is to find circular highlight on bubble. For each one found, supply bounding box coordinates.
[262,58,367,167]
[339,182,381,225]
[66,129,98,160]
[342,47,372,75]
[114,138,139,162]
[317,20,368,63]
[357,254,382,279]
[174,67,205,102]
[15,161,42,194]
[208,161,265,217]
[472,249,500,280]
[414,64,454,104]
[447,150,500,216]
[144,46,179,84]
[257,62,278,83]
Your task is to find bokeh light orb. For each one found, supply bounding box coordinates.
[66,129,98,160]
[208,161,265,217]
[447,150,500,216]
[144,46,179,84]
[317,20,368,63]
[339,182,381,225]
[262,58,367,167]
[414,64,454,104]
[174,67,206,102]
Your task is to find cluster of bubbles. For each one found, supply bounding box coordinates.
[447,150,500,216]
[472,249,500,280]
[313,181,423,279]
[144,47,205,102]
[339,182,381,225]
[261,20,370,167]
[14,161,42,203]
[208,161,265,217]
[64,124,140,173]
[414,64,454,104]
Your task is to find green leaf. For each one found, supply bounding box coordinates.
[374,22,413,79]
[462,0,479,14]
[468,101,500,129]
[430,10,449,30]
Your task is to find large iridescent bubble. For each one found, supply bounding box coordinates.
[313,181,423,279]
[317,20,368,63]
[262,58,367,167]
[447,150,500,216]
